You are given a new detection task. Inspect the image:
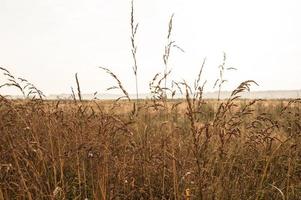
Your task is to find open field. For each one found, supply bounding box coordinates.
[0,96,300,199]
[1,1,301,199]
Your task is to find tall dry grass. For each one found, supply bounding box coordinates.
[1,83,300,199]
[0,1,301,199]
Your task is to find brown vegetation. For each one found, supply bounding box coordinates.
[0,68,300,199]
[0,1,300,199]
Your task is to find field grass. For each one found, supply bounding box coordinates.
[1,1,301,199]
[0,96,300,199]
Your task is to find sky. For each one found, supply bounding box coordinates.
[0,0,300,95]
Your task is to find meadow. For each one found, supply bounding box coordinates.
[1,2,301,199]
[0,71,300,199]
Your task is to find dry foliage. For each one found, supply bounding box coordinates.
[1,67,300,200]
[0,1,300,199]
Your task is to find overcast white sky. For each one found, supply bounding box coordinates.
[0,0,300,95]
